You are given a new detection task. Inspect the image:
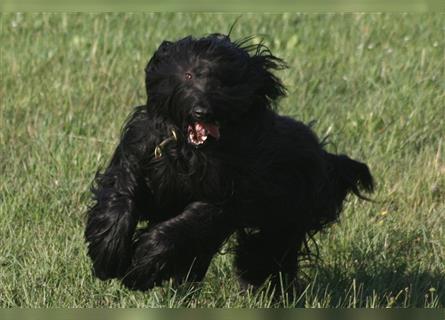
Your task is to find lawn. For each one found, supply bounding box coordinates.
[1,13,444,307]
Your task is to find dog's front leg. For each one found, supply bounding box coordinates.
[85,107,155,281]
[84,153,142,280]
[122,202,233,291]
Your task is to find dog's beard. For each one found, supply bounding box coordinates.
[187,121,220,146]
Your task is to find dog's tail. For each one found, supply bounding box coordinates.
[302,153,374,261]
[326,152,374,202]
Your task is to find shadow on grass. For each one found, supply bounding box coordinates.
[300,258,445,307]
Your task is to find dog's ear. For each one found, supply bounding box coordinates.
[145,40,172,72]
[249,46,287,104]
[155,40,173,56]
[144,40,174,97]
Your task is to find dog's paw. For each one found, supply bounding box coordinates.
[121,222,214,291]
[121,228,175,291]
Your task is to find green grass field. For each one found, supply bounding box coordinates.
[1,13,444,307]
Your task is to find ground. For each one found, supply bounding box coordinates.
[1,13,444,307]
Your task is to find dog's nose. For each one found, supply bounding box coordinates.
[192,107,210,120]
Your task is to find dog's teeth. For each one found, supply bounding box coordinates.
[187,122,213,146]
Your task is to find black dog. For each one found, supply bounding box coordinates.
[85,34,374,292]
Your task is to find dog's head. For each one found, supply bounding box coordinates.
[145,34,286,147]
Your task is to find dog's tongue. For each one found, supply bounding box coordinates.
[199,122,220,140]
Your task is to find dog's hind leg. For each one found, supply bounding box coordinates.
[234,226,305,295]
[122,202,233,291]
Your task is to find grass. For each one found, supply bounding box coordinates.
[1,13,444,308]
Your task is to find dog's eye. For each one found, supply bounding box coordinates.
[185,72,193,80]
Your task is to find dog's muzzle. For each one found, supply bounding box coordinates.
[187,106,220,146]
[187,121,220,146]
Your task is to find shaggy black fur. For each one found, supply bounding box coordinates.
[85,34,374,292]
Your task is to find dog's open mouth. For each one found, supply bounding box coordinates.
[187,121,220,146]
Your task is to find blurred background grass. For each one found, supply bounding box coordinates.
[1,0,441,12]
[0,13,444,307]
